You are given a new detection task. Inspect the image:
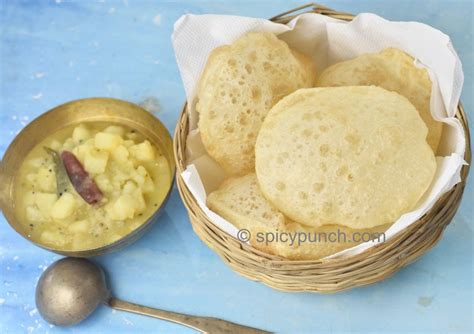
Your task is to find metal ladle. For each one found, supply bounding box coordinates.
[36,257,271,333]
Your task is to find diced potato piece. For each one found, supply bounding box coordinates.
[123,140,134,148]
[49,140,62,151]
[40,231,66,247]
[122,180,138,194]
[50,193,76,220]
[111,145,129,163]
[84,150,109,174]
[117,160,134,173]
[72,124,91,144]
[109,194,136,220]
[132,165,146,185]
[63,138,75,151]
[136,165,148,177]
[37,167,56,193]
[35,193,58,219]
[74,143,93,163]
[68,220,89,233]
[111,168,129,186]
[132,174,144,187]
[111,188,121,199]
[94,132,123,151]
[103,125,125,136]
[129,140,155,161]
[94,174,112,193]
[26,206,46,222]
[22,191,36,207]
[132,165,154,193]
[133,189,146,212]
[140,176,154,194]
[72,234,94,250]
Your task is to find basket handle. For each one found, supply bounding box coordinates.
[269,2,348,23]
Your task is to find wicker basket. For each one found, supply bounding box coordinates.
[173,3,472,293]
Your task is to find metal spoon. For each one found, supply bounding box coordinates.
[36,257,271,333]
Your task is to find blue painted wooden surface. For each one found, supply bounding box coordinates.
[0,1,472,333]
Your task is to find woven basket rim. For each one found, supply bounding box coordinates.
[172,2,471,291]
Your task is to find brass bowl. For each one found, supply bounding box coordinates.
[0,97,176,257]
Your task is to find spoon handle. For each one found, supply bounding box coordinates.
[108,298,271,334]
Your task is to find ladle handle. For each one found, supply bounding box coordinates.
[108,297,271,334]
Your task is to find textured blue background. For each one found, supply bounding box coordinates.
[0,1,472,333]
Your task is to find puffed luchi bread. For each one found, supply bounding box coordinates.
[255,86,436,229]
[197,32,316,176]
